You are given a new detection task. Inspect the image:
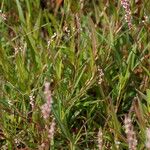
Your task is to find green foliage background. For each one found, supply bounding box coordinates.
[0,0,150,149]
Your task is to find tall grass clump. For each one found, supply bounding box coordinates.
[0,0,150,149]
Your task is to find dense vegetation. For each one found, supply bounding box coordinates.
[0,0,150,149]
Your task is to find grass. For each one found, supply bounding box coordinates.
[0,0,150,149]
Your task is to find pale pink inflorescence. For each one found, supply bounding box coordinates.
[39,120,56,149]
[41,82,52,119]
[121,0,132,29]
[124,115,137,150]
[46,119,56,140]
[39,82,56,149]
[146,128,150,148]
[97,128,103,150]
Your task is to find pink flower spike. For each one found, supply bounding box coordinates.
[41,82,52,119]
[121,0,132,29]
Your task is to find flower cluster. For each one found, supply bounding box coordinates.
[124,115,137,150]
[121,0,132,29]
[146,128,150,148]
[46,119,56,140]
[97,128,103,150]
[39,82,56,149]
[41,82,52,119]
[29,95,35,110]
[98,67,104,85]
[0,10,7,21]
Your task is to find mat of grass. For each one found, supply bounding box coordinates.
[0,0,150,149]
